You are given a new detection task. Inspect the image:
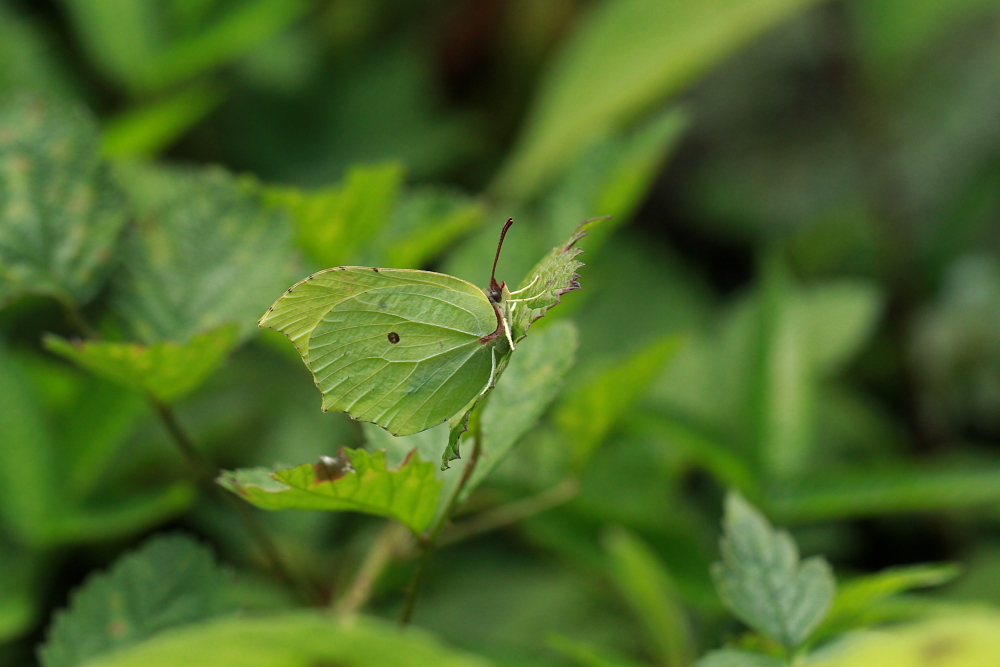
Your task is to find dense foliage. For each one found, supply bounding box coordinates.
[3,1,1000,666]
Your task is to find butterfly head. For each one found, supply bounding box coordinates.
[488,218,514,304]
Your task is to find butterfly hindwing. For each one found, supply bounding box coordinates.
[261,267,504,435]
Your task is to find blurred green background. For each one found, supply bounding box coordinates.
[3,0,1000,665]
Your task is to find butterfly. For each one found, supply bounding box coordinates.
[260,217,603,437]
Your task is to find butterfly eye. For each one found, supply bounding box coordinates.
[387,332,400,344]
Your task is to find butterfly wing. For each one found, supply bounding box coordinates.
[260,267,502,435]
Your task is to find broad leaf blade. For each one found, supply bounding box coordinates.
[112,162,294,343]
[711,492,835,651]
[509,217,603,343]
[39,534,234,667]
[218,448,442,533]
[0,95,127,305]
[262,162,403,268]
[44,325,237,403]
[81,612,490,667]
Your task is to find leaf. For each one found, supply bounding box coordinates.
[492,0,823,200]
[112,162,294,343]
[802,612,1000,667]
[464,320,577,498]
[509,217,604,344]
[815,563,961,640]
[261,162,404,268]
[767,459,1000,522]
[800,282,883,376]
[0,541,41,642]
[603,526,693,667]
[0,95,128,305]
[101,84,224,158]
[373,187,485,269]
[38,534,235,667]
[218,448,442,533]
[556,335,683,469]
[711,492,835,651]
[51,483,196,545]
[547,634,648,667]
[44,325,237,403]
[260,266,508,437]
[0,3,73,98]
[542,107,687,248]
[80,612,490,667]
[0,344,59,546]
[696,649,786,667]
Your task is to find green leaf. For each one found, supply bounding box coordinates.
[603,526,693,667]
[800,612,1000,667]
[44,325,237,403]
[464,320,577,498]
[543,107,687,248]
[80,612,490,667]
[218,448,442,533]
[262,162,404,268]
[372,188,485,269]
[768,459,1000,522]
[51,483,196,545]
[696,650,786,667]
[800,282,883,376]
[815,563,961,640]
[556,335,683,469]
[0,541,41,642]
[39,533,235,667]
[547,635,648,667]
[101,84,224,159]
[260,266,508,437]
[711,492,835,651]
[0,3,73,98]
[0,344,59,546]
[492,0,823,200]
[0,95,127,306]
[509,217,604,344]
[112,162,293,343]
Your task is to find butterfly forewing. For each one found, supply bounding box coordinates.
[261,267,501,435]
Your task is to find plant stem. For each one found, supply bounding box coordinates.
[334,522,410,615]
[439,478,579,547]
[151,399,312,601]
[399,433,484,626]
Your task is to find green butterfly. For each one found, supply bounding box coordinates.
[261,217,602,437]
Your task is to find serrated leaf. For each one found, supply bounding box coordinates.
[44,325,237,403]
[262,162,403,268]
[112,162,293,343]
[696,649,786,667]
[814,563,961,641]
[556,335,683,469]
[0,95,127,305]
[509,217,603,343]
[81,612,490,667]
[38,534,234,667]
[218,448,442,533]
[463,320,577,498]
[604,526,693,667]
[711,492,835,651]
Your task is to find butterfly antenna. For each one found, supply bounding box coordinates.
[489,218,513,301]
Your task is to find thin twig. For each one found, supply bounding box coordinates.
[439,478,579,547]
[399,430,484,626]
[334,522,411,615]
